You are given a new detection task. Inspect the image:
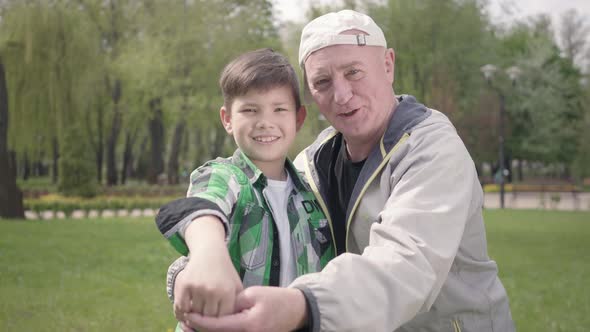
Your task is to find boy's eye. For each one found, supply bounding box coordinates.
[240,108,255,113]
[275,107,288,112]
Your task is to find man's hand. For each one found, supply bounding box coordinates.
[182,286,308,332]
[173,216,243,321]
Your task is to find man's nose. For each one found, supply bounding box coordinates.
[333,78,353,105]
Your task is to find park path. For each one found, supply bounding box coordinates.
[21,192,590,219]
[484,192,590,211]
[24,208,157,220]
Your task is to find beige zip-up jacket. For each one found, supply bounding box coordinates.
[291,95,514,332]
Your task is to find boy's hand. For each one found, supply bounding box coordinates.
[181,286,308,332]
[173,216,243,320]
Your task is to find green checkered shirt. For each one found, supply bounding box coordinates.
[167,149,335,287]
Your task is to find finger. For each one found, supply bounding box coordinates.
[174,306,184,325]
[174,289,191,322]
[185,311,250,332]
[218,292,235,316]
[190,293,206,315]
[179,321,194,332]
[174,272,189,310]
[202,296,220,317]
[234,289,256,313]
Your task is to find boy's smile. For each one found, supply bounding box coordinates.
[220,85,306,180]
[252,135,280,143]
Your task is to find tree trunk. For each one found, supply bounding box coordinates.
[147,98,165,184]
[0,58,25,219]
[96,104,104,183]
[22,152,30,181]
[167,120,186,185]
[33,150,46,177]
[210,127,227,160]
[505,154,513,183]
[52,137,59,184]
[121,130,136,185]
[106,79,122,186]
[563,165,571,181]
[9,151,17,175]
[133,136,149,180]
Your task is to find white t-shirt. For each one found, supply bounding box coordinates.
[265,173,297,287]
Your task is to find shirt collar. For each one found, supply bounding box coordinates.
[232,149,307,191]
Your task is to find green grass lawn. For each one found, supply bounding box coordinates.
[0,217,179,331]
[485,210,590,332]
[0,210,588,331]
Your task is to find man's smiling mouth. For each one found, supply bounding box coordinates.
[339,108,359,117]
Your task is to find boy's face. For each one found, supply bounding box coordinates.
[220,85,306,173]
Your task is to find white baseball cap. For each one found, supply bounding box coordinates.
[298,10,387,68]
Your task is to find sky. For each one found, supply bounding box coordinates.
[273,0,590,69]
[273,0,590,29]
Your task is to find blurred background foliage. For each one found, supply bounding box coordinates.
[0,0,589,218]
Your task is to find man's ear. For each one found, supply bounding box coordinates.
[295,106,307,132]
[385,48,395,84]
[220,106,233,134]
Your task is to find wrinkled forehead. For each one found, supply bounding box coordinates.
[303,43,385,76]
[304,29,366,63]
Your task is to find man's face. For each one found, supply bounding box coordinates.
[304,43,395,145]
[220,85,306,173]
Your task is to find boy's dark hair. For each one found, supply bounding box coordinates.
[220,48,302,111]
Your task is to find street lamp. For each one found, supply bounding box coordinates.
[480,64,520,209]
[506,66,522,83]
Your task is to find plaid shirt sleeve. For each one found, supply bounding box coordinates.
[155,163,242,255]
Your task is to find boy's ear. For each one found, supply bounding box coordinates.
[220,106,233,134]
[295,106,307,132]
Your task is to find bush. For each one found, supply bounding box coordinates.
[483,183,581,193]
[23,194,178,217]
[57,126,97,198]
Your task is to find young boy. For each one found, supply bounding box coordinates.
[155,48,334,329]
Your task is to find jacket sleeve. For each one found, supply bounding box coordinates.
[155,164,241,255]
[166,256,189,302]
[289,123,482,332]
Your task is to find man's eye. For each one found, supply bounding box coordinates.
[346,69,360,76]
[314,78,330,89]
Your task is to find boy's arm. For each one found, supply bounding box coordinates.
[156,197,231,256]
[156,164,241,255]
[173,215,243,319]
[158,164,243,318]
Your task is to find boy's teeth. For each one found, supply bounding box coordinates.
[254,136,278,142]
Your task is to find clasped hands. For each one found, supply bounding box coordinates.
[173,259,307,332]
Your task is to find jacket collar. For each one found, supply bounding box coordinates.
[305,94,431,159]
[299,95,432,224]
[380,95,431,153]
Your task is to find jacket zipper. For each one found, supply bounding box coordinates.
[344,133,410,252]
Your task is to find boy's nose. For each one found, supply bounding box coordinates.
[255,119,275,129]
